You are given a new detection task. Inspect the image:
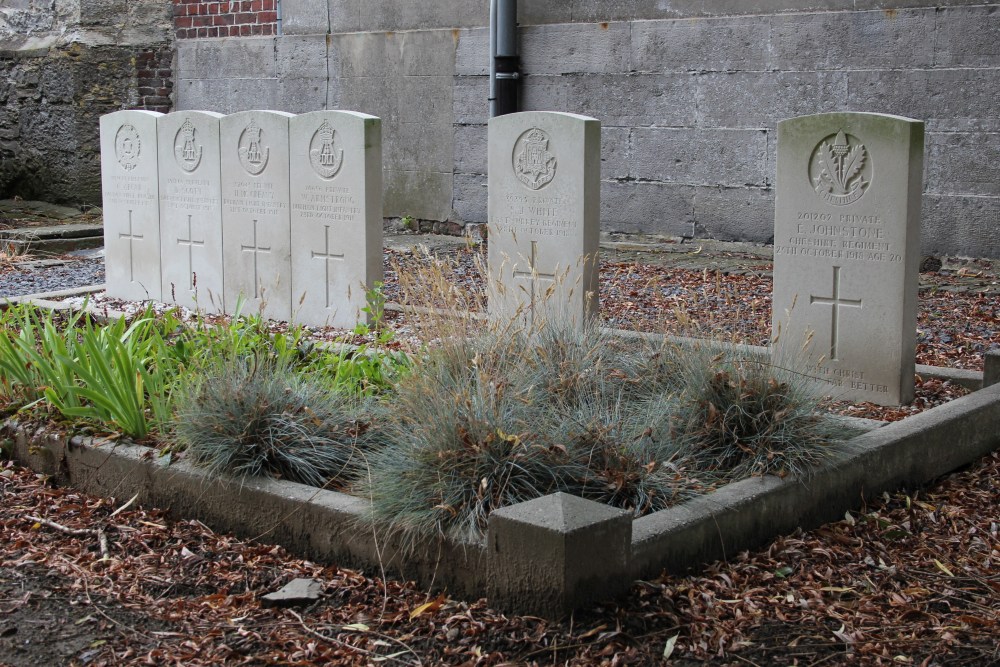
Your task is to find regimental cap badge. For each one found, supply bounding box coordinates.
[175,117,203,173]
[238,115,269,175]
[513,126,557,190]
[309,119,344,179]
[114,123,142,171]
[809,129,873,207]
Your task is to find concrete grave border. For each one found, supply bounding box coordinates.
[3,294,1000,616]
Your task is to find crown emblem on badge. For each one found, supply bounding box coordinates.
[175,118,203,173]
[309,120,344,179]
[514,127,557,190]
[238,116,269,175]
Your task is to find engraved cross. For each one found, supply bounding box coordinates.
[810,266,863,361]
[312,225,345,309]
[118,210,143,282]
[240,219,271,299]
[177,214,205,290]
[513,240,557,324]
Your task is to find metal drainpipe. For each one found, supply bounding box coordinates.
[489,0,497,117]
[276,0,283,36]
[491,0,519,117]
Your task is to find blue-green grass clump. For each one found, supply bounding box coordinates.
[172,357,372,488]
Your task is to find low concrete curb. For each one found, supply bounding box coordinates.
[6,426,487,601]
[631,383,1000,577]
[8,381,999,617]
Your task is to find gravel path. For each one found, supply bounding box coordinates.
[0,257,105,298]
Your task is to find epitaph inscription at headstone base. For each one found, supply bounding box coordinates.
[220,111,295,322]
[157,111,225,312]
[487,111,601,328]
[289,111,384,328]
[771,112,924,406]
[100,110,164,302]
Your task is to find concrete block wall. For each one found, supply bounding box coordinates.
[173,0,1000,257]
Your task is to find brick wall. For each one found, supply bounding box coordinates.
[135,46,174,112]
[173,0,277,39]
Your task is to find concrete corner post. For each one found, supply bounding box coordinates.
[488,492,632,618]
[984,350,1000,388]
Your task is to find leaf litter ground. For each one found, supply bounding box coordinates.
[2,452,998,666]
[2,241,999,665]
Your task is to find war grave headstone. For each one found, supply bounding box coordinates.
[487,111,600,328]
[289,111,383,328]
[100,110,164,302]
[771,112,924,406]
[157,111,225,312]
[220,111,295,322]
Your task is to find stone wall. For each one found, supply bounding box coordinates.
[173,1,1000,257]
[0,0,173,204]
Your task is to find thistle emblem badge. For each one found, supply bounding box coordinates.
[238,117,269,175]
[115,124,141,171]
[309,121,344,179]
[175,118,203,173]
[513,128,557,190]
[809,131,872,206]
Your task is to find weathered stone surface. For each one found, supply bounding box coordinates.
[289,111,383,328]
[260,578,324,608]
[157,111,225,312]
[630,128,768,187]
[100,110,163,301]
[771,112,924,406]
[631,16,770,73]
[488,493,632,618]
[220,111,294,321]
[488,111,600,328]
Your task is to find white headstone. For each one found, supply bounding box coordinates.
[220,111,294,321]
[289,111,383,328]
[100,110,163,301]
[157,111,225,312]
[487,111,600,328]
[771,112,924,406]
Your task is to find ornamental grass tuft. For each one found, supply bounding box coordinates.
[355,315,707,544]
[171,356,372,488]
[668,344,845,480]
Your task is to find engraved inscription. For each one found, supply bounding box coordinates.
[809,266,862,362]
[772,211,902,264]
[238,117,269,175]
[174,118,203,173]
[312,225,345,309]
[513,128,556,191]
[177,214,205,290]
[118,210,143,282]
[115,124,142,171]
[815,366,889,394]
[292,184,356,222]
[512,240,556,325]
[809,131,872,206]
[492,193,575,238]
[224,180,284,217]
[241,219,271,299]
[309,121,344,179]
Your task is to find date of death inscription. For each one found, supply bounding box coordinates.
[492,194,578,238]
[775,211,902,264]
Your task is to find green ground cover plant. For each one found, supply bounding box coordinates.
[0,261,856,545]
